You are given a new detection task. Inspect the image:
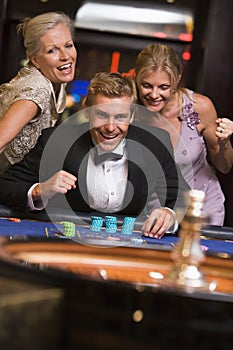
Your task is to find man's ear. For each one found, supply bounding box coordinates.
[82,97,88,108]
[82,98,90,120]
[129,108,136,123]
[85,110,90,120]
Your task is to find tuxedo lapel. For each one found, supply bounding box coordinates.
[64,127,92,212]
[121,131,148,214]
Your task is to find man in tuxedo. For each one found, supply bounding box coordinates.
[0,72,189,238]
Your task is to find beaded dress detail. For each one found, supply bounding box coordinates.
[0,62,66,173]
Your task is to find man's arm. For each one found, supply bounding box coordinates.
[0,128,53,209]
[29,170,77,209]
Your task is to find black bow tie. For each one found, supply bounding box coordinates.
[94,152,123,165]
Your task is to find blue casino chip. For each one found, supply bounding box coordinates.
[90,216,103,232]
[121,216,136,235]
[105,215,117,233]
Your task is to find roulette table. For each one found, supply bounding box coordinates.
[0,208,232,349]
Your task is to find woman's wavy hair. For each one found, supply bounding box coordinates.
[16,12,74,57]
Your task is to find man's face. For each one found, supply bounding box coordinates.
[87,94,134,152]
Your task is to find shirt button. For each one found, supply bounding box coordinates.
[111,192,115,196]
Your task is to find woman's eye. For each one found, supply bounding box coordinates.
[142,83,151,89]
[47,48,56,54]
[160,85,171,90]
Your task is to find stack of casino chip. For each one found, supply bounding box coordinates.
[90,216,103,232]
[121,216,136,235]
[62,221,76,237]
[105,215,117,233]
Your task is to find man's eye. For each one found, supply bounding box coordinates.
[96,111,107,118]
[116,114,128,121]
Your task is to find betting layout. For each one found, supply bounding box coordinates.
[0,216,145,244]
[1,217,233,255]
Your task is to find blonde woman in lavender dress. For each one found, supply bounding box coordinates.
[135,44,233,226]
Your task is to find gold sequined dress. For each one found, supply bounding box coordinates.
[0,62,67,173]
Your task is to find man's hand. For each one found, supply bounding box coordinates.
[142,207,175,239]
[32,170,77,203]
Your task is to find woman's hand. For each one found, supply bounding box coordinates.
[216,117,233,143]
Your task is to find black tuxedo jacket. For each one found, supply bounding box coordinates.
[0,121,189,216]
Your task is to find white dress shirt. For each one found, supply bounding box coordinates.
[87,139,128,212]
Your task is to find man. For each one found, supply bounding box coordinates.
[0,72,189,238]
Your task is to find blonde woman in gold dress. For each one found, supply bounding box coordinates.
[0,12,77,173]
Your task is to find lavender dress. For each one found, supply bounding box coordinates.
[175,90,225,225]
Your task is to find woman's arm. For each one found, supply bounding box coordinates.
[195,93,233,173]
[0,99,39,152]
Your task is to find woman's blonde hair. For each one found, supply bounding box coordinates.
[16,12,74,57]
[135,44,183,93]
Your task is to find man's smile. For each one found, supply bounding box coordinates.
[99,132,118,140]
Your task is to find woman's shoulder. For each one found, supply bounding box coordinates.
[9,64,53,107]
[18,63,51,90]
[181,89,216,122]
[192,92,216,116]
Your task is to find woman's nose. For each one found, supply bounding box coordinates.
[150,87,159,98]
[59,49,69,60]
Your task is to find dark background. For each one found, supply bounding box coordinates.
[0,0,232,224]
